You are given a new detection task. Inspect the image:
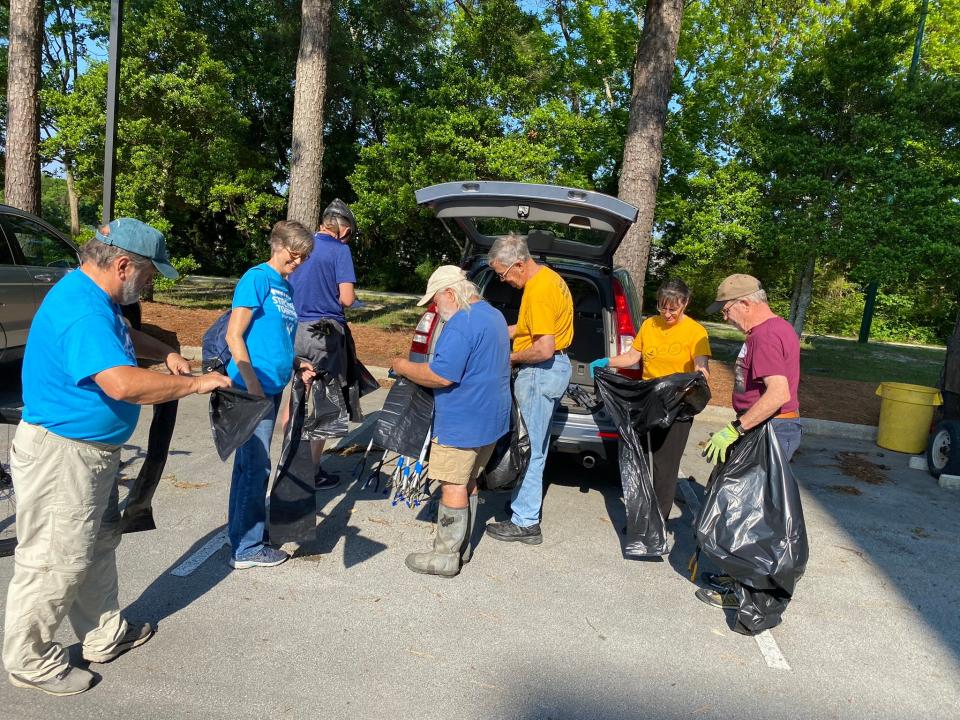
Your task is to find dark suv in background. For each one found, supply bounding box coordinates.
[409,181,643,469]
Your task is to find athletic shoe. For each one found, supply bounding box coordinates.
[83,622,154,663]
[8,667,95,696]
[229,546,289,569]
[484,520,543,545]
[314,467,341,490]
[695,586,738,609]
[702,572,735,592]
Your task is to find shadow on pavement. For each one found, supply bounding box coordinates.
[122,525,231,628]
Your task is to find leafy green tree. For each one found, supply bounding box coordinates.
[49,0,284,274]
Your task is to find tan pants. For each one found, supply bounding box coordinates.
[3,422,129,681]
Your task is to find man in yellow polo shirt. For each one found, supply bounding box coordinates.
[485,232,573,544]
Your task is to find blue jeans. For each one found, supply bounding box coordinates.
[228,393,282,559]
[771,419,802,463]
[510,354,571,527]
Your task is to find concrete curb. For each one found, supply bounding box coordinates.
[693,402,877,440]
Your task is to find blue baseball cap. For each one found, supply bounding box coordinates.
[95,218,178,279]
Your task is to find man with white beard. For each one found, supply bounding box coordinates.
[390,266,511,577]
[3,218,230,695]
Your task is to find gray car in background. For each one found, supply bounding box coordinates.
[0,205,80,365]
[410,181,642,469]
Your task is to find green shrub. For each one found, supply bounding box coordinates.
[153,255,201,292]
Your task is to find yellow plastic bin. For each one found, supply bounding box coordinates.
[875,382,942,454]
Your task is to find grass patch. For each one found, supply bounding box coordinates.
[702,320,944,386]
[157,277,425,332]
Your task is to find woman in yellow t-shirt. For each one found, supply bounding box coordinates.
[591,279,711,524]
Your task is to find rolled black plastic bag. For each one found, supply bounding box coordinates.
[481,393,530,492]
[209,387,274,461]
[121,399,178,533]
[594,370,711,557]
[694,422,809,633]
[271,373,317,544]
[372,377,434,458]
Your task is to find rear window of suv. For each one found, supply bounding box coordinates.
[470,218,612,248]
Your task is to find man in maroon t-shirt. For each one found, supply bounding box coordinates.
[702,274,801,464]
[697,274,802,609]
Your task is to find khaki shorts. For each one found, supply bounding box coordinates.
[427,440,496,485]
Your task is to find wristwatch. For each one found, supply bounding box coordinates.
[731,418,744,435]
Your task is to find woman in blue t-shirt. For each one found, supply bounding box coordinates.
[224,221,315,569]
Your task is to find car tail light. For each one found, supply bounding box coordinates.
[410,304,439,356]
[612,277,643,379]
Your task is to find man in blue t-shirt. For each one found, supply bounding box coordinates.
[3,219,230,697]
[286,199,358,489]
[391,266,511,577]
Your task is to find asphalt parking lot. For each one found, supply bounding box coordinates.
[0,385,958,720]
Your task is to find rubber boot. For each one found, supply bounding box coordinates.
[405,503,468,577]
[460,494,479,564]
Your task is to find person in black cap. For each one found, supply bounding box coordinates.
[285,199,359,489]
[3,219,231,696]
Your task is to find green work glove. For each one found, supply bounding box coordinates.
[703,422,742,464]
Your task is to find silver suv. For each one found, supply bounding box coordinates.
[0,205,80,364]
[409,181,643,469]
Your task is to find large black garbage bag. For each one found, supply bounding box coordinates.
[209,388,274,461]
[302,372,350,440]
[595,370,711,557]
[372,377,434,458]
[121,400,178,533]
[481,393,530,492]
[271,374,317,544]
[694,422,808,633]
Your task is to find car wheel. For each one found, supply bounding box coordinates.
[926,419,960,479]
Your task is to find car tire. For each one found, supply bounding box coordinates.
[926,419,960,479]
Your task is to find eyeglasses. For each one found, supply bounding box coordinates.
[657,304,684,315]
[496,263,519,282]
[721,300,737,317]
[288,250,308,263]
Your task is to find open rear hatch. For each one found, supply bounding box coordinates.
[415,181,638,268]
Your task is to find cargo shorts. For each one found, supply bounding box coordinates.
[427,440,497,485]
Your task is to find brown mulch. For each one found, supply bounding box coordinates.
[139,300,882,426]
[835,451,891,485]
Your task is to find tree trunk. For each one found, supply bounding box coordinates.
[4,0,43,214]
[287,0,333,232]
[614,0,684,312]
[65,162,81,236]
[788,263,803,324]
[791,254,815,336]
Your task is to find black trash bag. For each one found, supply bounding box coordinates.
[121,399,178,533]
[732,582,792,635]
[372,377,434,458]
[302,372,350,440]
[208,388,275,461]
[481,393,531,492]
[594,370,711,557]
[694,422,809,633]
[271,373,317,544]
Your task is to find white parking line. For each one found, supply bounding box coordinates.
[678,477,792,671]
[170,529,229,577]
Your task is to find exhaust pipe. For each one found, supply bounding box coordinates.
[581,453,598,470]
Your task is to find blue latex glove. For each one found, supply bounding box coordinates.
[588,357,610,378]
[703,422,742,464]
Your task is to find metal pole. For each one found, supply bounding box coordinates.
[101,0,124,225]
